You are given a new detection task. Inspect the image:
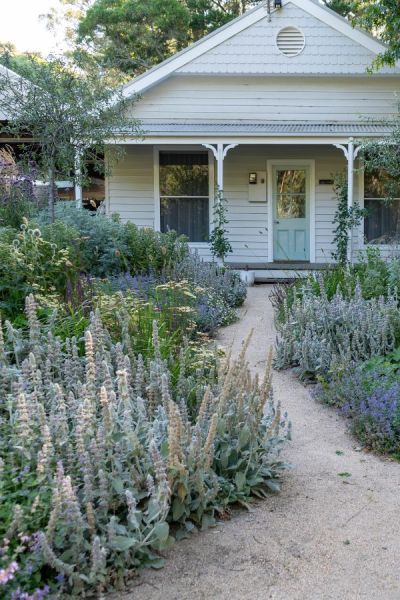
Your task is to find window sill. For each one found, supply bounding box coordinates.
[360,242,400,250]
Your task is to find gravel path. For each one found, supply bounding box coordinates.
[118,285,400,600]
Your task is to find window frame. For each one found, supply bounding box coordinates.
[359,168,400,249]
[154,146,214,247]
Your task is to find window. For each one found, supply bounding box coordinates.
[364,170,400,244]
[159,152,210,242]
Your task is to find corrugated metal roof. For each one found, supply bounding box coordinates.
[134,121,391,137]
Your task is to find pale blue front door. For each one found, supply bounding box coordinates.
[273,166,310,261]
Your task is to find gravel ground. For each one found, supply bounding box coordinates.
[115,285,400,600]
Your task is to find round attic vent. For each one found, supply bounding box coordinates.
[276,26,305,57]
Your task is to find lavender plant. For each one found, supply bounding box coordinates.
[0,296,289,597]
[316,352,400,455]
[166,252,247,309]
[109,254,246,336]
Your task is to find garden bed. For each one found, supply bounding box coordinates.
[273,249,400,458]
[0,202,289,598]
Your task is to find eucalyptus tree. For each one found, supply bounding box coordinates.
[0,54,140,222]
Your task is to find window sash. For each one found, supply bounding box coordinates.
[158,151,210,242]
[159,151,209,198]
[160,196,210,243]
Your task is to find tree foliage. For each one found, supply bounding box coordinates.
[53,0,264,75]
[45,0,399,76]
[322,0,355,18]
[361,113,400,202]
[0,43,45,79]
[0,53,140,221]
[351,1,400,70]
[324,0,400,69]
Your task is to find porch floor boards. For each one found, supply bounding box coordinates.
[226,262,329,271]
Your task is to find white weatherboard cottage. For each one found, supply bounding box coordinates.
[105,0,400,279]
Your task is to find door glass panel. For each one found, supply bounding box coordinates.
[275,169,307,219]
[277,194,306,218]
[276,169,306,195]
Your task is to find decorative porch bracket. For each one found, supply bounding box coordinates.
[202,143,239,191]
[334,138,362,264]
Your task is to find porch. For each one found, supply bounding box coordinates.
[105,125,388,271]
[225,261,328,282]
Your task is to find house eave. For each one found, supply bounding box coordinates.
[105,133,387,146]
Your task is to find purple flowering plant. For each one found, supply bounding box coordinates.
[316,349,400,455]
[0,147,39,230]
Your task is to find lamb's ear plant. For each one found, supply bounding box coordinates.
[0,295,289,597]
[274,280,400,380]
[209,189,232,265]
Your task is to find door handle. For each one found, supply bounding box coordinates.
[274,220,280,224]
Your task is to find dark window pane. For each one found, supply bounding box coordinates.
[159,152,208,166]
[364,199,400,244]
[365,168,400,199]
[160,152,209,197]
[161,197,209,242]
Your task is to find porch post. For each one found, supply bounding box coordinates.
[217,142,224,191]
[74,149,83,209]
[334,137,360,264]
[347,138,354,263]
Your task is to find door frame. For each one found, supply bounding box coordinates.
[267,159,316,263]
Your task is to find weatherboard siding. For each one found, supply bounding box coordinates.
[130,76,399,124]
[176,4,398,76]
[107,144,351,264]
[107,146,155,228]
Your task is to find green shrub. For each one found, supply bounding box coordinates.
[38,203,128,276]
[124,222,188,274]
[0,222,73,321]
[37,202,189,278]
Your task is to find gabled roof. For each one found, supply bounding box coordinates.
[122,0,394,99]
[0,64,22,121]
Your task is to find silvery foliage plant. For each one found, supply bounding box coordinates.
[0,296,289,597]
[274,280,399,379]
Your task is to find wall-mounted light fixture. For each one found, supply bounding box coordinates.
[274,0,282,7]
[249,172,258,185]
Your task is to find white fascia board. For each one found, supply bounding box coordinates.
[291,0,391,58]
[105,135,382,146]
[122,4,269,97]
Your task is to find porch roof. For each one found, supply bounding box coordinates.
[137,121,390,138]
